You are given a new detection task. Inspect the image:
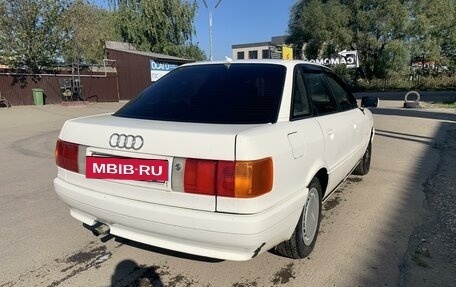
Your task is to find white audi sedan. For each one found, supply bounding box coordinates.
[54,60,374,261]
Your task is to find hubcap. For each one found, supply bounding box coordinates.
[302,187,319,245]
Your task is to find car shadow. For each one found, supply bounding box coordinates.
[113,237,224,263]
[354,119,456,286]
[375,129,436,146]
[83,223,223,264]
[107,237,224,286]
[110,259,164,287]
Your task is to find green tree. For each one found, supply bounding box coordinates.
[288,0,410,79]
[288,0,351,59]
[408,0,456,74]
[0,0,70,70]
[182,44,207,61]
[350,0,409,78]
[61,0,119,64]
[109,0,205,60]
[380,40,410,77]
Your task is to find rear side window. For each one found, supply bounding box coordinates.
[115,64,286,124]
[302,73,337,116]
[291,68,311,119]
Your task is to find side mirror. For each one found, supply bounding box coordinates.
[361,96,379,108]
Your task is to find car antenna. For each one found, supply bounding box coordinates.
[224,56,232,69]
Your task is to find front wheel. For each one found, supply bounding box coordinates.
[276,177,322,259]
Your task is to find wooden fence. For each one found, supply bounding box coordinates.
[0,72,119,106]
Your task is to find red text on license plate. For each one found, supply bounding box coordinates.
[86,157,168,181]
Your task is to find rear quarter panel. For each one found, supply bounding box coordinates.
[216,120,326,214]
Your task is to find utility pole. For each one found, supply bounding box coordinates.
[202,0,223,61]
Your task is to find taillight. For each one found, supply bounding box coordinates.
[216,161,236,197]
[177,157,273,198]
[184,159,217,195]
[234,158,273,198]
[55,139,86,174]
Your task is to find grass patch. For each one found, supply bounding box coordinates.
[431,101,456,109]
[421,101,456,110]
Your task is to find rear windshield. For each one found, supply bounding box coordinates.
[114,63,286,124]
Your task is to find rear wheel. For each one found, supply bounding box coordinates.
[276,177,322,259]
[353,141,372,175]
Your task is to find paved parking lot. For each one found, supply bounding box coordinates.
[0,99,455,287]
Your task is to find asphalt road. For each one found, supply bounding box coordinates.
[0,94,454,287]
[355,90,456,102]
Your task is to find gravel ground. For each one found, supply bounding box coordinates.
[398,123,456,286]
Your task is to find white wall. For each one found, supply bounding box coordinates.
[232,45,270,60]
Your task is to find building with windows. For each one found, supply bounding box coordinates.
[232,36,290,60]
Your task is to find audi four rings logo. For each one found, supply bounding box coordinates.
[109,133,144,150]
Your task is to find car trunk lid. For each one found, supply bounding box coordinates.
[58,114,259,212]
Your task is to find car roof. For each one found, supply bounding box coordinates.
[182,59,330,71]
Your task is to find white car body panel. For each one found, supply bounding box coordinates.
[59,115,260,160]
[217,120,324,214]
[54,60,374,260]
[54,176,304,261]
[315,110,363,192]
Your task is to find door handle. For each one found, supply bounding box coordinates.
[327,128,335,140]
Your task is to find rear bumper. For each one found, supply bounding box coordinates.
[54,177,305,261]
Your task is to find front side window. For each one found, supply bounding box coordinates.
[115,64,286,124]
[302,72,337,116]
[237,51,245,60]
[325,73,357,111]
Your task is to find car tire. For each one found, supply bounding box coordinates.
[276,177,322,259]
[353,141,372,175]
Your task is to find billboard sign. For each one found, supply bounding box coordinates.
[308,50,359,69]
[282,46,293,60]
[150,60,179,82]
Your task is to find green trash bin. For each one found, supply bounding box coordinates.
[32,88,44,105]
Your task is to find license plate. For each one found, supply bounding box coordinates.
[86,156,168,181]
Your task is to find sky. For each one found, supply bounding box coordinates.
[93,0,298,60]
[193,0,297,60]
